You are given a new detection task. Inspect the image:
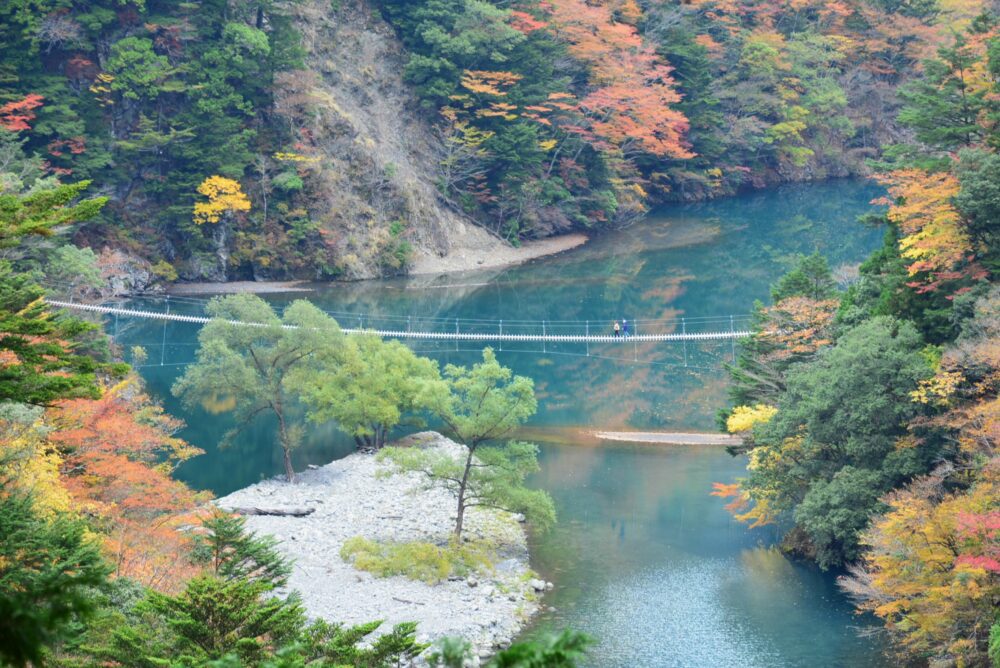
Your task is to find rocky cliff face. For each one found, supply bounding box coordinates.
[277,0,506,280]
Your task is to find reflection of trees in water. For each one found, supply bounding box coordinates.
[118,180,884,492]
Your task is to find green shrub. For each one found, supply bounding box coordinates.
[273,171,304,192]
[150,260,178,282]
[339,537,492,584]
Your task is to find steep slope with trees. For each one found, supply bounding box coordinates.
[1,0,983,284]
[715,12,1000,665]
[0,0,509,282]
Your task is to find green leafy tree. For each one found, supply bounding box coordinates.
[488,629,592,668]
[770,251,837,302]
[427,636,473,667]
[106,37,173,102]
[744,317,936,567]
[379,348,554,539]
[172,295,343,482]
[81,516,424,668]
[297,619,426,667]
[428,630,591,668]
[836,223,958,343]
[107,576,305,667]
[0,180,106,249]
[725,251,839,409]
[954,148,1000,273]
[990,621,1000,668]
[291,334,446,450]
[41,244,103,300]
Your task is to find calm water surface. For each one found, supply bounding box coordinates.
[123,179,888,666]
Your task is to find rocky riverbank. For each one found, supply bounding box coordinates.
[214,432,547,662]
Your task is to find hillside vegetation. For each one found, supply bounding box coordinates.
[0,0,983,281]
[716,10,1000,664]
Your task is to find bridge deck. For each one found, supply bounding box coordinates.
[46,300,752,343]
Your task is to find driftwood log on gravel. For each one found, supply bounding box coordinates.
[226,506,316,517]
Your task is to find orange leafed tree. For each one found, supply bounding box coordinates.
[841,465,1000,665]
[877,168,984,293]
[509,10,548,34]
[0,94,44,132]
[758,297,840,359]
[49,378,207,591]
[543,0,693,159]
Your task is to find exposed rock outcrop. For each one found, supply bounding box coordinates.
[280,0,509,280]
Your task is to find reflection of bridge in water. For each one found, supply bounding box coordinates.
[47,300,753,344]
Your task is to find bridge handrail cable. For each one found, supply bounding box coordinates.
[46,300,753,343]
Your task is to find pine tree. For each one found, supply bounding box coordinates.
[0,490,110,668]
[898,35,987,150]
[0,181,124,406]
[194,512,292,588]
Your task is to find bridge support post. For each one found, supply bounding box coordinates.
[499,320,502,352]
[455,318,459,352]
[160,297,169,367]
[542,321,546,353]
[682,318,687,367]
[730,315,736,363]
[633,319,638,362]
[586,320,589,357]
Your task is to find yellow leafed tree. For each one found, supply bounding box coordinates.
[192,176,251,225]
[726,404,778,434]
[0,414,72,516]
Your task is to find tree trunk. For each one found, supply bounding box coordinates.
[228,506,315,517]
[454,445,476,539]
[355,433,378,450]
[276,406,295,482]
[282,446,294,483]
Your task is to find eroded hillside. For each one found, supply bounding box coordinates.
[276,0,506,280]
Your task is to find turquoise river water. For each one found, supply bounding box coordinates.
[122,179,889,667]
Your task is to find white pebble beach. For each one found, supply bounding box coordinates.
[214,432,549,662]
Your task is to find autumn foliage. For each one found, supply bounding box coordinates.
[877,168,984,293]
[543,0,692,159]
[757,297,839,359]
[192,175,251,225]
[0,94,44,132]
[46,378,207,591]
[843,465,1000,665]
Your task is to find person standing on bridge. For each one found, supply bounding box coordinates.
[613,321,621,337]
[622,319,629,338]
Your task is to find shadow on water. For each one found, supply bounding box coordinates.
[121,179,888,667]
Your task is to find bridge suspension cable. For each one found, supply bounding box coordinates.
[46,300,754,343]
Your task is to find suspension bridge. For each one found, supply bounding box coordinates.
[46,299,754,344]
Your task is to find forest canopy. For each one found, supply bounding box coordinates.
[0,0,979,282]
